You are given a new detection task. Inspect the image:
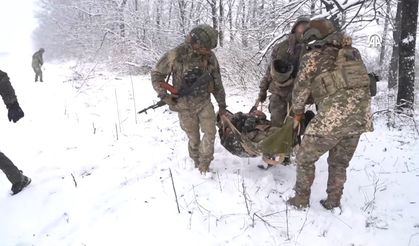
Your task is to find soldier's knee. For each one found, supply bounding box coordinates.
[201,121,216,136]
[199,105,216,135]
[327,155,351,168]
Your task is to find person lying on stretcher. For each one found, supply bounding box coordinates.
[217,105,315,168]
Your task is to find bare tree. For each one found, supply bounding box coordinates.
[219,0,225,47]
[208,0,218,30]
[378,0,391,75]
[388,0,402,89]
[33,0,397,90]
[396,0,418,110]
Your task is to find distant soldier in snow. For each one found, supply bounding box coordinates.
[287,19,373,209]
[151,24,227,174]
[257,16,309,166]
[32,48,45,82]
[0,69,31,194]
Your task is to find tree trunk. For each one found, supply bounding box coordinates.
[341,12,346,28]
[156,0,162,30]
[396,0,418,110]
[168,1,173,29]
[388,0,402,89]
[219,0,224,47]
[311,0,316,17]
[257,0,265,49]
[379,0,391,75]
[240,0,248,47]
[178,0,187,35]
[119,0,128,38]
[208,0,218,31]
[228,0,234,42]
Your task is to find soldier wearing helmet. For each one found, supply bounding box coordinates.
[151,24,227,174]
[287,18,373,209]
[32,48,45,82]
[258,16,309,127]
[257,16,309,166]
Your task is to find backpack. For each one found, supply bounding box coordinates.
[311,46,371,100]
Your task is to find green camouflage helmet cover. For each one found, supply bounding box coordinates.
[189,24,218,49]
[303,18,337,44]
[291,16,310,33]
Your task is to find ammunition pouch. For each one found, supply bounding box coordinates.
[312,60,370,100]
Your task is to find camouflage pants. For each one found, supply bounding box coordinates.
[294,134,360,201]
[32,65,43,82]
[178,103,217,165]
[269,94,290,127]
[0,151,23,184]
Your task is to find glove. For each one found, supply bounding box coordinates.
[7,101,24,123]
[258,91,267,103]
[293,113,303,129]
[160,94,178,106]
[368,72,380,82]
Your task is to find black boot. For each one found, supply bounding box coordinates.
[11,176,31,195]
[282,156,291,166]
[320,198,340,210]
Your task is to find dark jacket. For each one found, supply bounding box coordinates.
[0,70,17,106]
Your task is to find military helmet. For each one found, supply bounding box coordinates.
[291,16,310,34]
[40,48,45,53]
[189,24,218,49]
[302,18,337,44]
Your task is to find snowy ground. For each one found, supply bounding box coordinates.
[0,57,419,246]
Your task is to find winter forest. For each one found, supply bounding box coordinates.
[34,0,418,108]
[0,0,419,245]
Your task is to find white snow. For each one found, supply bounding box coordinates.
[403,35,415,44]
[0,54,418,246]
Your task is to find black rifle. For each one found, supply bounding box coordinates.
[138,100,166,114]
[138,72,213,114]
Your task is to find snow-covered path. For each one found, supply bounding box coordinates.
[0,60,418,246]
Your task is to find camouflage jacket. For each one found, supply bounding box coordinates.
[151,43,226,112]
[0,70,17,106]
[292,44,373,137]
[259,35,305,97]
[32,51,44,67]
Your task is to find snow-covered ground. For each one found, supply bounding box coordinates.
[0,56,418,246]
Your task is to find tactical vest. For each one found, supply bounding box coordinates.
[173,49,215,97]
[311,47,370,100]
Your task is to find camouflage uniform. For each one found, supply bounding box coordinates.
[288,19,373,209]
[151,25,226,173]
[32,48,44,82]
[0,70,30,193]
[259,17,309,127]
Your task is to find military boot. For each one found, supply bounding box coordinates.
[11,175,31,195]
[322,167,345,209]
[287,170,313,209]
[287,190,310,209]
[320,198,340,210]
[198,163,210,174]
[282,156,291,166]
